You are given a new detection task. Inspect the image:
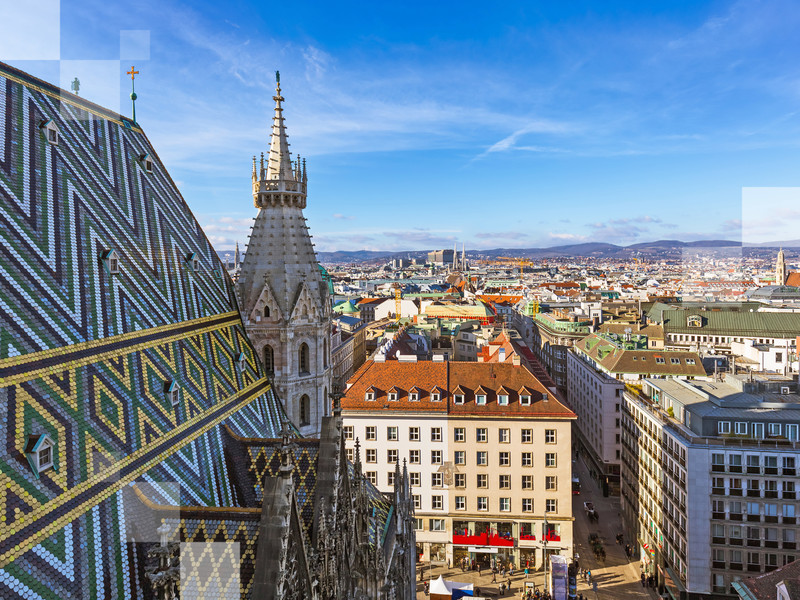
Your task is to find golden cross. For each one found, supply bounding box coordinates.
[126,66,139,81]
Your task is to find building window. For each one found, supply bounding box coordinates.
[409,392,419,401]
[431,392,440,402]
[455,496,466,510]
[388,391,398,401]
[545,429,557,444]
[735,422,748,435]
[718,421,731,435]
[346,448,354,462]
[522,452,533,467]
[387,426,398,441]
[164,381,180,407]
[454,394,464,405]
[455,473,466,487]
[431,450,442,465]
[366,449,377,463]
[299,343,310,375]
[768,423,782,437]
[430,518,446,530]
[414,518,423,530]
[477,474,488,488]
[99,249,120,274]
[431,427,442,442]
[499,497,511,512]
[454,427,465,442]
[432,495,444,511]
[499,474,510,489]
[263,305,270,318]
[366,426,376,440]
[413,495,422,510]
[499,452,510,466]
[546,499,557,513]
[522,475,533,490]
[388,471,395,486]
[431,473,443,487]
[409,427,420,441]
[522,498,533,512]
[299,395,310,426]
[454,450,465,465]
[498,429,510,443]
[545,453,557,467]
[476,394,486,405]
[476,428,487,442]
[546,476,557,491]
[477,497,488,511]
[476,451,488,466]
[366,471,377,485]
[343,426,354,440]
[41,119,60,145]
[409,449,420,464]
[387,449,398,463]
[365,391,375,401]
[498,394,509,406]
[410,472,421,486]
[520,394,531,405]
[25,434,55,478]
[521,429,532,443]
[139,153,154,173]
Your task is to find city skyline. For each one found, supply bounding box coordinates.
[3,0,800,253]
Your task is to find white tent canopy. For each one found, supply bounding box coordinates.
[430,575,473,595]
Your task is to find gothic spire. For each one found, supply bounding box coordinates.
[266,72,295,181]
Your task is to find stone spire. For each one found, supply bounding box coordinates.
[234,241,240,269]
[266,72,295,182]
[776,247,787,286]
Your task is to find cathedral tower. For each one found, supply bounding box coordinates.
[776,248,787,286]
[238,73,332,436]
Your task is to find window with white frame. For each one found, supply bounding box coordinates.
[346,448,354,461]
[499,474,510,489]
[387,449,398,463]
[455,496,466,510]
[545,453,556,467]
[522,475,533,489]
[410,472,421,486]
[522,498,533,512]
[522,452,532,467]
[499,452,510,466]
[409,427,420,441]
[477,474,488,488]
[414,518,423,530]
[735,422,748,436]
[366,426,376,440]
[366,449,377,463]
[520,394,531,405]
[343,426,354,440]
[431,496,443,511]
[546,499,557,512]
[546,476,557,490]
[476,428,487,442]
[787,424,799,441]
[718,421,732,435]
[431,391,441,402]
[431,427,442,442]
[431,450,442,465]
[498,428,510,443]
[454,450,465,465]
[430,518,446,530]
[409,391,419,401]
[409,449,420,464]
[477,497,488,511]
[768,423,782,437]
[388,391,398,401]
[454,427,465,442]
[521,429,532,443]
[454,394,464,404]
[545,429,557,444]
[413,495,421,509]
[476,451,488,466]
[498,394,509,406]
[387,426,398,441]
[387,471,395,486]
[365,391,375,401]
[499,497,510,511]
[366,471,377,485]
[476,394,486,405]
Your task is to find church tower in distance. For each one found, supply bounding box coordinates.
[776,248,787,286]
[238,73,332,436]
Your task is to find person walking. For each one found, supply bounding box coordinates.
[492,569,497,583]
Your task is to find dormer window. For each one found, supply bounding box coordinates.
[139,153,154,173]
[99,249,120,274]
[409,392,419,401]
[365,388,376,401]
[476,394,486,405]
[185,253,200,273]
[498,394,509,406]
[520,395,531,406]
[431,392,440,402]
[388,392,398,401]
[454,394,464,405]
[237,352,247,373]
[40,119,60,146]
[24,434,55,478]
[164,380,180,407]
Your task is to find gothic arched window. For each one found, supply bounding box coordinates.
[264,345,274,374]
[299,343,309,375]
[263,305,270,318]
[299,395,310,426]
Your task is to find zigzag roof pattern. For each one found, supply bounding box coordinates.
[0,61,292,599]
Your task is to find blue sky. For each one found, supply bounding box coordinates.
[4,0,800,252]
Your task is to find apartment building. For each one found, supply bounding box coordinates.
[621,374,800,599]
[569,332,704,495]
[341,359,576,568]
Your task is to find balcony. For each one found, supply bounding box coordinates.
[783,541,796,550]
[747,466,760,474]
[712,536,726,545]
[764,540,779,548]
[764,515,779,523]
[746,539,761,547]
[783,517,796,525]
[729,563,742,571]
[747,514,761,522]
[765,467,778,475]
[765,491,779,499]
[452,532,515,547]
[729,489,743,497]
[712,561,725,569]
[711,464,725,472]
[747,564,761,572]
[520,534,537,542]
[783,491,796,500]
[729,538,743,546]
[782,468,795,476]
[729,465,742,473]
[729,513,744,521]
[747,490,761,498]
[711,487,725,496]
[712,512,725,520]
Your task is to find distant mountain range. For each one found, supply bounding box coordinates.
[217,239,797,265]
